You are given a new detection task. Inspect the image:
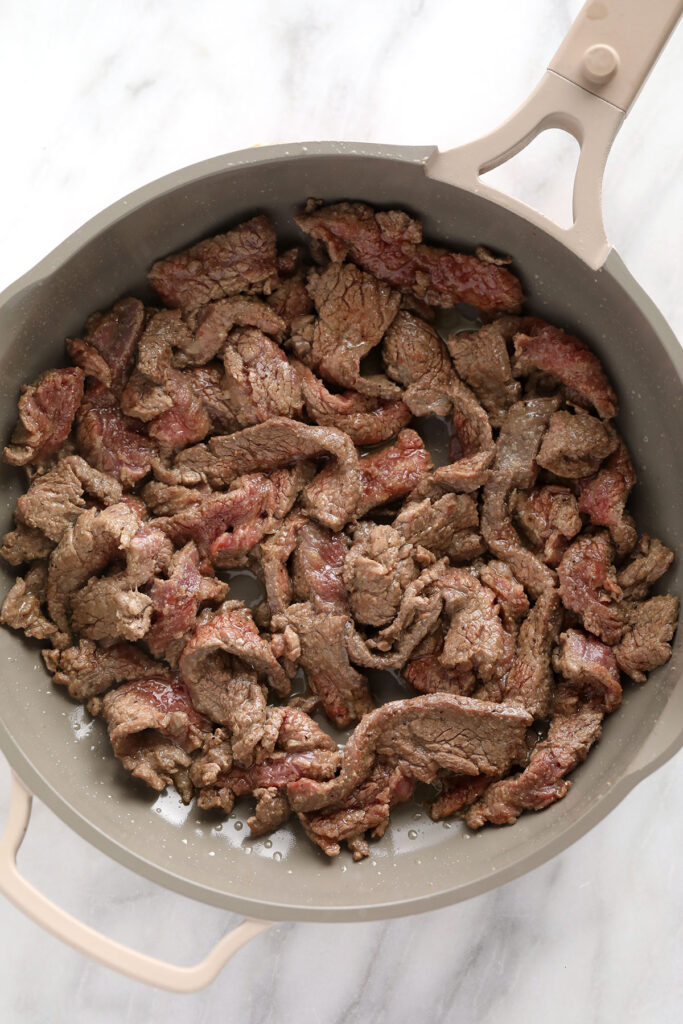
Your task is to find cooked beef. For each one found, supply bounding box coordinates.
[0,523,54,566]
[297,361,411,444]
[354,429,432,516]
[182,295,285,364]
[614,595,679,683]
[439,568,515,699]
[481,397,560,596]
[180,600,290,696]
[291,520,348,613]
[382,310,453,416]
[184,365,239,434]
[536,410,618,478]
[67,297,144,393]
[513,323,617,419]
[77,383,157,487]
[394,493,483,562]
[15,455,122,544]
[403,626,477,696]
[478,561,530,634]
[148,215,279,309]
[222,326,303,425]
[141,480,211,516]
[102,677,210,795]
[273,603,373,727]
[343,524,429,627]
[295,201,524,312]
[3,367,84,467]
[306,261,401,398]
[259,511,307,615]
[298,764,415,860]
[511,485,581,568]
[0,563,61,643]
[553,629,622,712]
[617,535,674,601]
[503,589,562,718]
[557,532,624,645]
[429,774,493,821]
[465,694,604,828]
[446,318,524,426]
[288,693,531,814]
[173,419,360,531]
[146,542,228,664]
[267,271,314,326]
[577,442,637,555]
[70,577,153,642]
[48,639,163,699]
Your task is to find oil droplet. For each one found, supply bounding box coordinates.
[234,820,243,831]
[214,823,222,832]
[244,846,252,855]
[264,839,273,849]
[413,812,423,821]
[408,829,418,840]
[273,851,282,861]
[442,821,452,830]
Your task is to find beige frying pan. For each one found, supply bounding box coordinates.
[0,0,681,993]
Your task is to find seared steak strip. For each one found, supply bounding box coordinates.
[4,368,84,467]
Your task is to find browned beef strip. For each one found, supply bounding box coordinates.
[343,524,428,627]
[553,629,622,712]
[266,270,314,326]
[298,764,415,860]
[557,532,625,645]
[70,578,153,642]
[446,318,524,426]
[614,595,679,683]
[513,322,617,419]
[48,639,164,699]
[439,568,515,699]
[288,693,532,813]
[296,361,411,444]
[480,397,560,596]
[15,455,123,544]
[295,201,523,313]
[0,523,54,566]
[577,442,637,555]
[148,215,279,310]
[477,561,530,634]
[141,480,212,516]
[180,600,290,696]
[429,774,493,821]
[173,419,360,531]
[4,368,85,467]
[536,410,618,478]
[182,295,285,364]
[394,493,482,562]
[306,261,401,398]
[222,326,303,425]
[465,694,604,828]
[146,542,228,665]
[0,563,60,642]
[76,382,158,487]
[617,535,674,600]
[354,429,432,517]
[47,503,144,633]
[273,603,373,728]
[503,589,562,719]
[511,485,582,568]
[259,511,307,615]
[102,677,210,794]
[382,310,453,417]
[403,626,476,696]
[67,297,144,393]
[291,520,349,613]
[120,309,192,415]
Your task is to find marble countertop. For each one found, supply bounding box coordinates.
[1,1,682,1020]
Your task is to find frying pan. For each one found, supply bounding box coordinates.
[0,0,681,993]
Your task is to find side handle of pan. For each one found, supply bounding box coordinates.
[427,0,682,270]
[0,772,273,993]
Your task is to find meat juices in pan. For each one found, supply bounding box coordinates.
[1,202,678,860]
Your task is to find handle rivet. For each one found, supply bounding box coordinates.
[582,43,620,84]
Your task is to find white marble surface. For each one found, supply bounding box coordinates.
[1,0,682,1019]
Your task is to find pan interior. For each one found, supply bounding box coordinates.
[0,146,681,921]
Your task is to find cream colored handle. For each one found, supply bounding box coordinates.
[0,772,273,993]
[427,1,681,269]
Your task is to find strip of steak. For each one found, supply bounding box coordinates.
[403,626,476,696]
[394,493,482,562]
[222,326,303,425]
[259,511,307,616]
[0,523,54,566]
[477,561,530,635]
[354,429,432,517]
[288,693,531,813]
[536,410,618,478]
[481,397,560,596]
[503,589,562,718]
[617,535,674,601]
[4,367,84,467]
[429,774,493,821]
[0,563,61,643]
[66,297,144,392]
[266,270,314,326]
[511,485,581,568]
[577,442,637,555]
[148,215,279,310]
[291,520,349,613]
[614,595,679,683]
[76,383,157,487]
[48,639,164,699]
[343,524,427,627]
[513,323,617,419]
[382,310,453,417]
[446,318,525,426]
[553,629,622,712]
[295,201,523,313]
[182,295,285,364]
[297,362,411,444]
[557,532,625,645]
[15,455,123,544]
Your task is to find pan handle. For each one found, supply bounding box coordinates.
[427,0,682,270]
[0,772,273,993]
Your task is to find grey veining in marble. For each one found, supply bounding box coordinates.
[1,0,682,1020]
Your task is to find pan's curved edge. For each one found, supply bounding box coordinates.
[0,141,436,309]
